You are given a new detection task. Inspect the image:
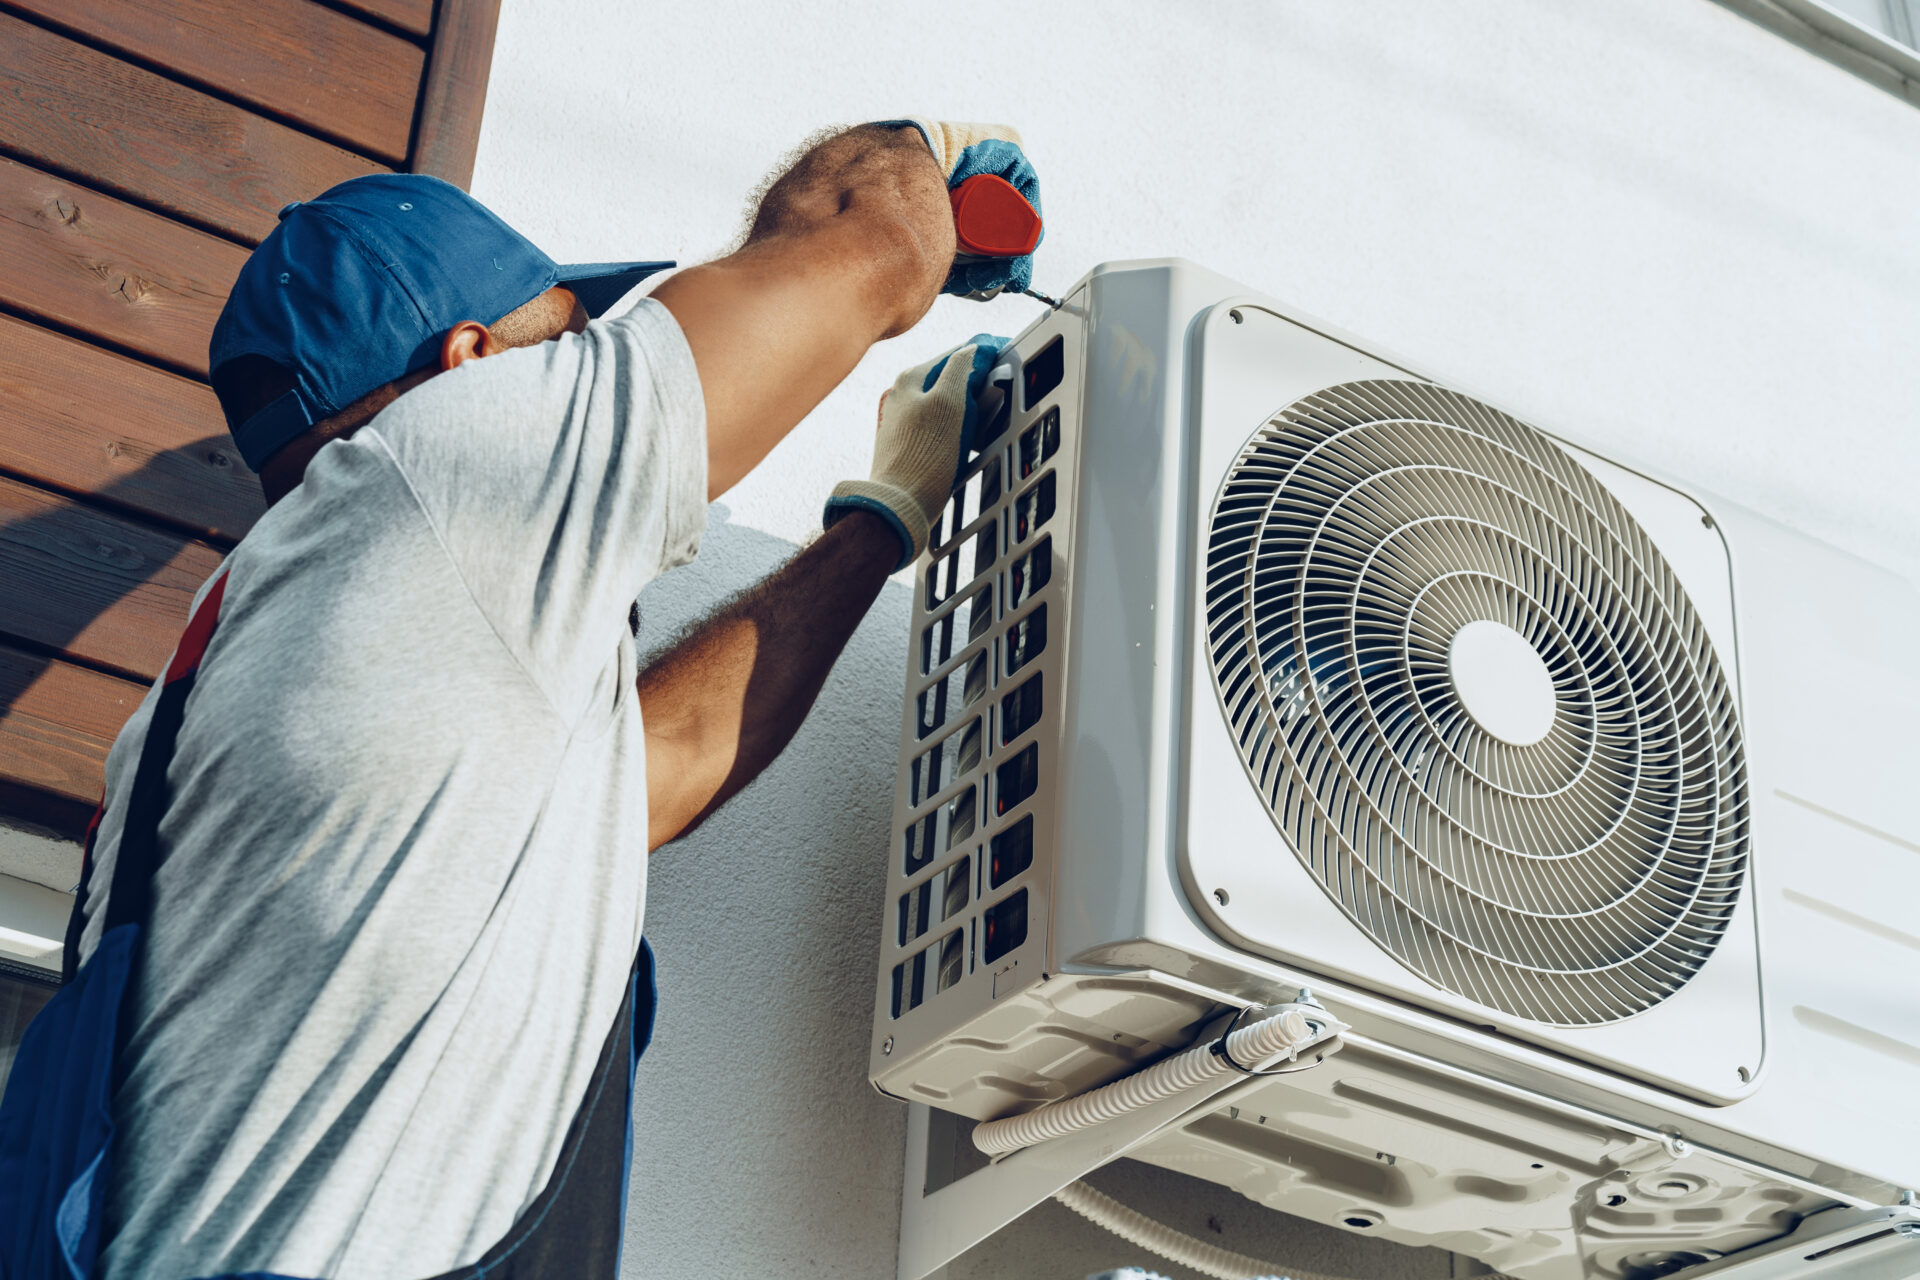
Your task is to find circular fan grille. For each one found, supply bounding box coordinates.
[1203,380,1750,1026]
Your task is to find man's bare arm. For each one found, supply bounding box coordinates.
[640,509,899,849]
[652,125,954,501]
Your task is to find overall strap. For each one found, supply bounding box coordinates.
[61,573,231,979]
[59,806,107,984]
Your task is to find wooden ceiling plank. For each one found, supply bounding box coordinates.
[0,157,247,379]
[328,0,434,40]
[0,643,141,822]
[410,0,502,189]
[0,315,264,545]
[1,0,425,166]
[0,474,226,682]
[0,13,386,245]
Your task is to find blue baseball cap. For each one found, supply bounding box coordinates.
[210,173,673,472]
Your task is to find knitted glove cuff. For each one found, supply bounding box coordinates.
[823,480,930,573]
[880,118,1026,177]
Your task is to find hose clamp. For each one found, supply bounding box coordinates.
[1209,1002,1331,1076]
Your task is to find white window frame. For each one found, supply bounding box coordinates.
[1715,0,1920,104]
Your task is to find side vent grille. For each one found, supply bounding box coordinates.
[887,336,1069,1022]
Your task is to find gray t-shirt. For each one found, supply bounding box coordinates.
[79,300,706,1280]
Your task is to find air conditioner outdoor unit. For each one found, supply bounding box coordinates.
[870,261,1920,1280]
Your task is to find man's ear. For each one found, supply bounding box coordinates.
[441,320,501,370]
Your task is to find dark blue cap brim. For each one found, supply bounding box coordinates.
[557,261,676,318]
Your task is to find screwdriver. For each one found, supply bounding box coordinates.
[950,174,1060,309]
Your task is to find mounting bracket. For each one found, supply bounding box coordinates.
[1685,1204,1920,1280]
[894,1069,1276,1280]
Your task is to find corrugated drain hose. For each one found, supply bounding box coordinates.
[972,1003,1337,1157]
[1055,1179,1519,1280]
[972,999,1514,1279]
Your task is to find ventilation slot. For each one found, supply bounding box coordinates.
[1000,673,1042,745]
[990,815,1033,889]
[902,784,976,876]
[1005,605,1046,677]
[910,717,981,805]
[898,855,971,945]
[927,518,997,610]
[973,374,1014,454]
[917,651,989,739]
[1022,335,1064,407]
[1201,378,1751,1026]
[1013,472,1055,544]
[933,454,1002,548]
[983,889,1029,964]
[922,583,994,674]
[892,926,967,1018]
[1009,537,1052,609]
[995,743,1039,817]
[1018,407,1061,479]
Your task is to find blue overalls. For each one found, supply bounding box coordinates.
[0,573,656,1280]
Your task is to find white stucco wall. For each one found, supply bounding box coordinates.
[468,2,1920,1278]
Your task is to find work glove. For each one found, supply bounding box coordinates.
[876,118,1042,297]
[823,335,1012,572]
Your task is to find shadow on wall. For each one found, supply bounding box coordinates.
[624,506,919,1278]
[0,439,261,835]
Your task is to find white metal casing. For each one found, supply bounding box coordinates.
[872,262,1920,1269]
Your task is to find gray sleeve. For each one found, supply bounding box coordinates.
[370,298,708,720]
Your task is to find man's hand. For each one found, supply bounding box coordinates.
[651,121,1040,502]
[881,120,1042,297]
[822,335,1010,572]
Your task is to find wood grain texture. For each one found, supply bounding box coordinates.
[0,315,263,544]
[0,475,224,682]
[0,644,141,819]
[0,157,246,378]
[0,13,385,244]
[330,0,434,39]
[411,0,502,189]
[0,0,428,165]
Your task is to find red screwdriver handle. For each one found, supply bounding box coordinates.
[950,174,1042,258]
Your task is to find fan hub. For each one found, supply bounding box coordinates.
[1446,620,1557,747]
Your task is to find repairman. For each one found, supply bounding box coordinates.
[0,119,1041,1280]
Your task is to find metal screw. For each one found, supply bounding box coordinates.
[881,1036,894,1055]
[1661,1131,1692,1159]
[1295,987,1320,1007]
